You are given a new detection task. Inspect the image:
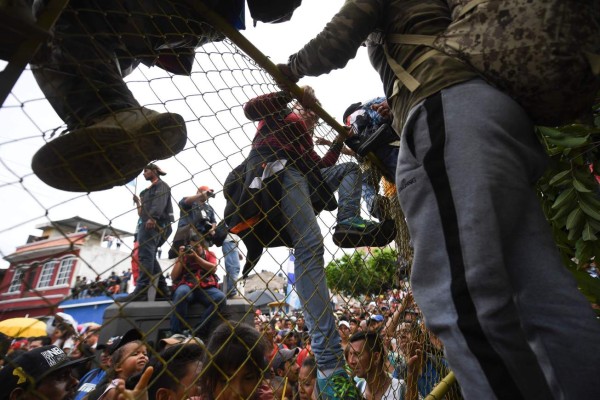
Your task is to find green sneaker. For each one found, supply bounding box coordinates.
[316,369,361,400]
[333,218,396,248]
[335,216,379,231]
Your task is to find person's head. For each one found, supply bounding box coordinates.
[27,336,51,351]
[143,163,166,181]
[262,320,277,342]
[80,324,101,348]
[359,319,368,332]
[346,332,385,379]
[338,320,351,340]
[272,348,300,384]
[144,343,204,400]
[296,316,305,329]
[111,340,148,380]
[201,322,269,400]
[157,333,188,352]
[291,88,319,129]
[0,345,89,400]
[197,185,216,202]
[297,356,317,400]
[367,314,385,332]
[349,318,359,334]
[282,330,298,349]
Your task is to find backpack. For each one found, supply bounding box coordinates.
[387,0,600,126]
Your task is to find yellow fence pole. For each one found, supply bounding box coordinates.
[424,371,457,400]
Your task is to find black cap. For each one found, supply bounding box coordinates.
[0,345,92,394]
[96,328,143,354]
[145,163,166,176]
[342,102,362,124]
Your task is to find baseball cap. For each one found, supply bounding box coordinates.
[342,102,362,124]
[369,314,385,323]
[0,345,92,394]
[198,185,215,198]
[145,163,166,176]
[97,328,143,354]
[271,348,299,371]
[338,320,350,329]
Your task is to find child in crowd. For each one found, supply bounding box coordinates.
[95,340,149,400]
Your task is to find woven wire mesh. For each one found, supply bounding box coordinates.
[0,2,460,399]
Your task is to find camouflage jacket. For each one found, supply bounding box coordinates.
[287,0,479,133]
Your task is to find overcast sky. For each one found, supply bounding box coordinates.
[0,0,384,275]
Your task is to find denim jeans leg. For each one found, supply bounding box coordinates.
[171,285,192,333]
[320,162,362,221]
[197,287,226,329]
[136,225,161,290]
[222,240,240,296]
[281,168,343,371]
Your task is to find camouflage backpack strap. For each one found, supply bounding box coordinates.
[384,34,440,97]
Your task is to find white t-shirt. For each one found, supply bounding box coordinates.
[356,376,406,400]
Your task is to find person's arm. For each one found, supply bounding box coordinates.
[384,291,414,338]
[171,248,187,281]
[133,195,142,217]
[315,136,356,157]
[285,0,383,80]
[182,194,203,205]
[244,91,294,121]
[405,344,423,400]
[191,249,218,275]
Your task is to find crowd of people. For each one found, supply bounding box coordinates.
[1,285,462,400]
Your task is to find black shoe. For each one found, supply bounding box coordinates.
[357,123,397,157]
[333,219,396,248]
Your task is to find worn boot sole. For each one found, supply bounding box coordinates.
[31,113,187,192]
[332,219,397,248]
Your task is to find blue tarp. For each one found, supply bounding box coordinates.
[59,294,127,325]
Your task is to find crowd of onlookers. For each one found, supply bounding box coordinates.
[71,270,133,299]
[0,286,462,400]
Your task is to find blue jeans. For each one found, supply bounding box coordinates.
[320,162,362,222]
[281,167,343,371]
[136,224,168,290]
[170,284,226,334]
[222,239,240,296]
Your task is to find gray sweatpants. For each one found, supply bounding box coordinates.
[396,79,600,400]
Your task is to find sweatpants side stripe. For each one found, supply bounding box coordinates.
[421,93,524,399]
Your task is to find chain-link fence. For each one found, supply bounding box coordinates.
[0,2,460,399]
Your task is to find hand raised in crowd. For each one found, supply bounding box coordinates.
[132,194,140,205]
[371,100,390,119]
[116,366,153,400]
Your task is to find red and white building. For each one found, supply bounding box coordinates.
[0,217,133,320]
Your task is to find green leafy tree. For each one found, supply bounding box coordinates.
[536,99,600,307]
[325,248,398,297]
